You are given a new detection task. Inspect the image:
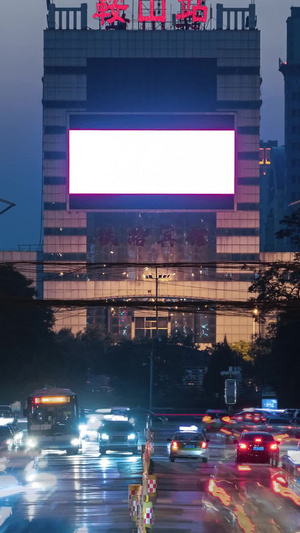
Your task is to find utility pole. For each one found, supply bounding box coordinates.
[149,264,158,412]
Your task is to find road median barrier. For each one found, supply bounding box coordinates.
[129,431,156,531]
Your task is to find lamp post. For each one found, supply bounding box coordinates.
[145,268,171,410]
[252,307,260,337]
[146,265,158,412]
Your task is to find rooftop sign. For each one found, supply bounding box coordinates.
[93,0,207,26]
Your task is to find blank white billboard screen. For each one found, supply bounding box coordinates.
[68,130,235,195]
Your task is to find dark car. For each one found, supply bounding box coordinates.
[203,410,230,421]
[0,426,15,451]
[236,431,279,466]
[233,410,267,424]
[283,408,298,419]
[98,421,138,455]
[266,416,293,427]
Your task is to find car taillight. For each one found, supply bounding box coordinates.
[239,443,248,450]
[237,416,243,421]
[171,441,179,451]
[275,475,287,485]
[270,443,278,451]
[254,438,262,443]
[201,441,207,449]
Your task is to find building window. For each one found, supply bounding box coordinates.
[259,147,264,164]
[265,147,271,164]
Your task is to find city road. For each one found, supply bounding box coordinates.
[0,429,300,532]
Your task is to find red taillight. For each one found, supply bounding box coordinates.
[171,441,179,451]
[270,443,278,451]
[255,438,262,443]
[275,475,287,485]
[34,397,41,404]
[237,416,243,421]
[201,441,207,449]
[239,443,248,450]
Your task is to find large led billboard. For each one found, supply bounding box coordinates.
[68,129,235,210]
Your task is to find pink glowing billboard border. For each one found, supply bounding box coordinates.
[68,129,235,197]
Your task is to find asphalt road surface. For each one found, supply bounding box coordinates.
[0,428,300,532]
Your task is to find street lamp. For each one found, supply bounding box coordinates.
[252,307,260,337]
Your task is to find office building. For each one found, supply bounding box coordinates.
[42,2,260,343]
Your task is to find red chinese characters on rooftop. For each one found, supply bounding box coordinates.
[138,0,166,23]
[93,0,129,25]
[177,0,207,24]
[93,0,207,26]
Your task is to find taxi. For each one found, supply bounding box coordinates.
[167,426,208,463]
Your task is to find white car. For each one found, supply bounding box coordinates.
[168,427,209,463]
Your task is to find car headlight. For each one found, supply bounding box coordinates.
[128,433,136,440]
[71,438,80,446]
[79,424,87,433]
[27,438,37,449]
[101,433,109,440]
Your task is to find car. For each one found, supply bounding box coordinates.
[0,406,17,429]
[168,426,208,463]
[233,410,267,424]
[292,410,300,426]
[0,426,15,452]
[282,408,298,419]
[98,420,138,455]
[110,406,130,418]
[266,416,293,427]
[235,431,279,466]
[203,410,230,421]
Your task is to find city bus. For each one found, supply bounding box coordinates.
[25,388,81,454]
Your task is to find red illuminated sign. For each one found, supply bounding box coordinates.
[138,0,166,23]
[177,0,207,23]
[93,0,129,25]
[93,0,207,25]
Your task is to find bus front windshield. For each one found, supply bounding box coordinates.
[29,400,77,433]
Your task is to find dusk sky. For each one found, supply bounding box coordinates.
[0,0,299,250]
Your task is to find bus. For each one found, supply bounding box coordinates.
[25,388,81,454]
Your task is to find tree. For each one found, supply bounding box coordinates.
[276,208,300,248]
[230,340,253,362]
[247,209,300,404]
[203,339,240,406]
[249,209,300,310]
[0,265,55,400]
[251,312,300,405]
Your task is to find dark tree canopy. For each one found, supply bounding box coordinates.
[276,208,300,248]
[0,265,55,400]
[249,209,300,310]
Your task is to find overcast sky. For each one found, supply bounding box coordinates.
[0,0,299,250]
